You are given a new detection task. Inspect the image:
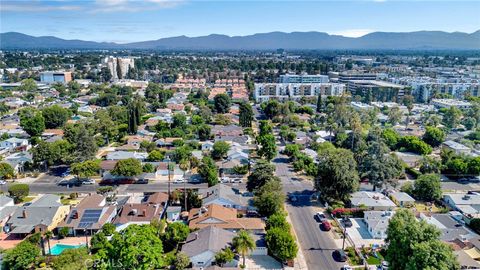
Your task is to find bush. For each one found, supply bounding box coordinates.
[8,183,29,203]
[58,227,69,239]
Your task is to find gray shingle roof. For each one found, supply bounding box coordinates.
[181,226,236,257]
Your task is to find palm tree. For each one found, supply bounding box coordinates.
[232,230,256,267]
[45,231,53,255]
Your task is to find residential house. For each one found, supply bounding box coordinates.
[155,162,185,182]
[4,151,33,174]
[211,125,243,137]
[390,192,415,207]
[0,195,17,230]
[6,195,70,238]
[59,194,117,236]
[351,191,396,211]
[0,137,30,151]
[188,204,265,233]
[364,211,395,239]
[105,151,148,161]
[443,140,472,156]
[181,226,238,268]
[201,184,252,211]
[114,193,168,226]
[444,193,480,218]
[156,137,182,148]
[420,212,476,242]
[116,135,153,151]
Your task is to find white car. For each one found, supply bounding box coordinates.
[174,179,185,184]
[82,179,95,185]
[0,180,6,185]
[341,265,353,270]
[231,178,243,183]
[221,177,230,183]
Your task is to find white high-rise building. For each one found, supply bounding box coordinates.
[254,83,345,103]
[104,56,135,80]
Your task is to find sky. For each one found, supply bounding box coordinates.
[1,0,479,43]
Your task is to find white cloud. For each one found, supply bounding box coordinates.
[92,0,184,12]
[330,29,375,38]
[0,1,81,12]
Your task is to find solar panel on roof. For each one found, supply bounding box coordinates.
[78,209,102,228]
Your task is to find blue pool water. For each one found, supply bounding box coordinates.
[48,243,85,255]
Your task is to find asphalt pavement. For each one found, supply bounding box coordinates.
[274,155,344,270]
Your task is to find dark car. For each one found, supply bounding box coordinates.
[333,249,348,262]
[342,218,353,228]
[314,212,327,222]
[320,220,332,231]
[135,179,149,184]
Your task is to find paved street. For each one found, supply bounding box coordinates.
[274,155,343,270]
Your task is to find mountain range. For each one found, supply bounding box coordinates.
[1,31,480,50]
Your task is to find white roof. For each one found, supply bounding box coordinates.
[351,191,396,208]
[445,193,480,206]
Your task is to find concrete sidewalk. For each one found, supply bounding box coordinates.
[285,206,308,270]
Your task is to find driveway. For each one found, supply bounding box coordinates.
[245,255,283,270]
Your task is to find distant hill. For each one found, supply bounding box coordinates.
[1,30,479,50]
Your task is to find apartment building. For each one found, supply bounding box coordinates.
[279,74,329,83]
[104,56,135,80]
[253,83,345,102]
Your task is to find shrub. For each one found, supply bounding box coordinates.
[8,183,29,203]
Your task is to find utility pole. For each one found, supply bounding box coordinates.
[342,226,347,250]
[166,156,172,206]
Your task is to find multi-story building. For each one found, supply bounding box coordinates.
[347,80,405,102]
[40,71,72,84]
[279,74,329,84]
[431,99,472,110]
[104,56,135,80]
[253,83,345,102]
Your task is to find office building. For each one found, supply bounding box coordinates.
[40,71,72,84]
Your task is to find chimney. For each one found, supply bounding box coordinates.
[142,209,146,217]
[22,209,27,218]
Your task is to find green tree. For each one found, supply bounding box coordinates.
[198,156,218,186]
[211,141,230,160]
[2,241,40,270]
[398,136,432,155]
[385,209,459,270]
[214,93,231,113]
[109,224,164,270]
[253,180,284,217]
[469,218,480,234]
[172,113,187,129]
[215,247,235,267]
[19,108,45,137]
[232,230,256,267]
[143,163,155,173]
[101,223,116,236]
[259,120,273,136]
[263,99,281,119]
[419,156,442,174]
[71,159,100,179]
[247,160,276,191]
[127,99,143,134]
[413,174,442,202]
[239,102,254,127]
[422,126,446,147]
[111,158,142,177]
[315,148,359,202]
[382,128,400,150]
[174,251,190,270]
[164,222,190,251]
[42,105,70,128]
[360,141,404,191]
[266,212,290,231]
[388,106,402,126]
[52,247,91,270]
[64,123,97,162]
[197,124,211,141]
[265,227,298,262]
[258,134,277,161]
[8,183,29,203]
[147,150,164,162]
[443,106,462,129]
[0,162,15,179]
[316,94,323,113]
[18,78,37,91]
[463,117,477,130]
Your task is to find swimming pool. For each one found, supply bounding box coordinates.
[48,243,85,255]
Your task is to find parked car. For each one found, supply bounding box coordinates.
[135,179,148,184]
[342,218,353,228]
[333,249,348,262]
[314,211,327,222]
[174,179,185,184]
[57,179,72,186]
[221,177,230,183]
[81,179,95,185]
[341,265,353,270]
[231,178,243,183]
[320,220,332,231]
[377,261,389,270]
[0,180,6,185]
